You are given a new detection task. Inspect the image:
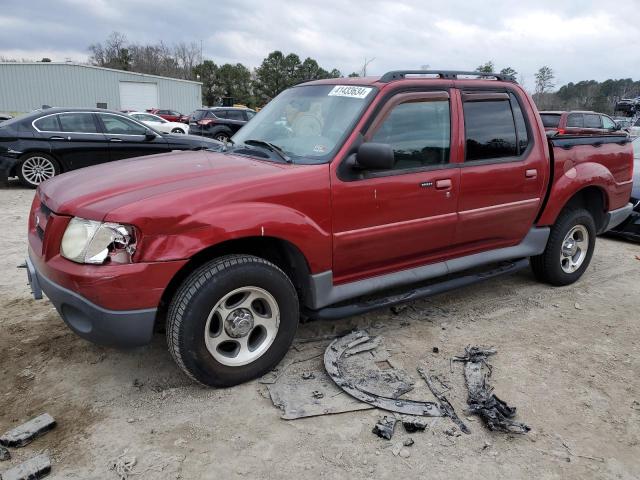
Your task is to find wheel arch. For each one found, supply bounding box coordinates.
[12,150,64,178]
[156,235,314,329]
[540,185,608,233]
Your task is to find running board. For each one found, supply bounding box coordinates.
[303,259,529,321]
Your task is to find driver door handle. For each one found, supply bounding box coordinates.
[435,179,452,190]
[109,138,123,142]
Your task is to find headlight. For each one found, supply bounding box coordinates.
[61,217,136,264]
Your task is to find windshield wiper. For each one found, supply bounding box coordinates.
[243,139,292,163]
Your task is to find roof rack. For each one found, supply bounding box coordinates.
[379,70,516,83]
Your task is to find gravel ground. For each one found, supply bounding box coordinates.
[1,181,639,479]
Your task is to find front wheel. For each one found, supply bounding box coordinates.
[214,132,230,142]
[166,255,299,387]
[171,128,186,134]
[530,208,596,286]
[17,153,60,188]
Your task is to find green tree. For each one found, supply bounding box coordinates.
[499,67,517,78]
[40,57,52,62]
[216,63,253,106]
[476,61,495,73]
[254,51,301,102]
[348,72,360,77]
[193,60,218,106]
[535,66,555,94]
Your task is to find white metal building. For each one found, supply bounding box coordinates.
[0,62,202,114]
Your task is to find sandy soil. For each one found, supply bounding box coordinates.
[1,181,639,479]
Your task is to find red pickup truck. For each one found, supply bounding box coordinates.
[26,70,634,387]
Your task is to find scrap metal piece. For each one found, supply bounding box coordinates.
[456,346,530,434]
[0,453,51,480]
[418,367,470,434]
[324,330,443,417]
[372,416,397,440]
[402,416,428,433]
[0,413,56,448]
[0,445,10,461]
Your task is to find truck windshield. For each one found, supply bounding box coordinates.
[232,84,376,164]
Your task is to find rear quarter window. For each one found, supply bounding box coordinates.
[540,114,560,128]
[567,114,584,128]
[34,115,60,131]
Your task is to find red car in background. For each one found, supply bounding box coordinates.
[540,110,621,136]
[146,108,189,124]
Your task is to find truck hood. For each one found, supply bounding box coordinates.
[39,150,291,219]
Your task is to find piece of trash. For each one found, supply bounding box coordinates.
[301,371,315,380]
[432,347,439,354]
[325,330,443,417]
[444,427,461,437]
[1,453,51,480]
[110,451,137,479]
[16,261,27,269]
[403,438,414,447]
[390,304,408,314]
[372,416,397,440]
[0,445,10,461]
[311,390,324,399]
[0,413,56,448]
[402,416,428,433]
[574,302,582,310]
[418,367,469,434]
[398,448,411,458]
[454,346,530,434]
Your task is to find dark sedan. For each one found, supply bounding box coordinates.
[0,108,221,187]
[608,136,640,241]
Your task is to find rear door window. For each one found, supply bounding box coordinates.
[58,113,98,133]
[584,114,602,129]
[34,115,61,131]
[567,114,584,128]
[463,99,517,161]
[227,110,245,121]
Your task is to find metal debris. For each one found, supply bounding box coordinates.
[312,390,324,399]
[0,413,56,448]
[324,330,443,417]
[0,445,10,461]
[372,416,397,440]
[455,346,530,434]
[403,438,414,447]
[110,451,137,480]
[418,367,470,434]
[301,371,315,380]
[402,416,428,433]
[1,453,51,480]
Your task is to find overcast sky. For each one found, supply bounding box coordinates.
[1,0,639,90]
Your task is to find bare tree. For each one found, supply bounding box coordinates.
[535,66,555,95]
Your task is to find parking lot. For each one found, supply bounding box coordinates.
[1,182,639,479]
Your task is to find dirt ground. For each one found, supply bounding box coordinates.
[1,181,639,479]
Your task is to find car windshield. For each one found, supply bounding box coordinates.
[231,84,377,164]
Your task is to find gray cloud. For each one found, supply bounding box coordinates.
[1,0,639,90]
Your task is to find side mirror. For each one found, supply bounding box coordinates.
[144,129,157,140]
[356,142,395,170]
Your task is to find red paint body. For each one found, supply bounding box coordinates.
[29,76,634,312]
[146,109,188,123]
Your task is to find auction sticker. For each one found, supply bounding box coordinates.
[328,85,372,99]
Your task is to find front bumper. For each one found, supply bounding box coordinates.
[27,255,157,347]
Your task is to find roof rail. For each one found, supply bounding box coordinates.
[379,70,517,83]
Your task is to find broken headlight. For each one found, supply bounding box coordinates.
[60,217,136,264]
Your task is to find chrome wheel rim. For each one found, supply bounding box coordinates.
[21,156,55,185]
[214,134,229,142]
[172,128,185,134]
[204,286,280,366]
[560,225,589,273]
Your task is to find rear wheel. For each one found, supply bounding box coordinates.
[17,153,60,188]
[167,255,299,387]
[530,208,596,286]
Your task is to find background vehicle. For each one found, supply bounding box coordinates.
[614,117,633,132]
[129,112,187,134]
[540,110,621,136]
[26,71,633,388]
[627,117,640,137]
[188,107,256,142]
[0,113,13,122]
[608,136,640,241]
[0,108,220,187]
[146,109,188,123]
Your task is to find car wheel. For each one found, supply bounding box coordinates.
[17,153,60,188]
[167,254,299,387]
[171,128,186,134]
[214,132,230,142]
[530,208,596,286]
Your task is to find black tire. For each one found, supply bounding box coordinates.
[211,127,233,143]
[17,153,60,188]
[171,127,186,134]
[167,254,299,387]
[530,208,596,286]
